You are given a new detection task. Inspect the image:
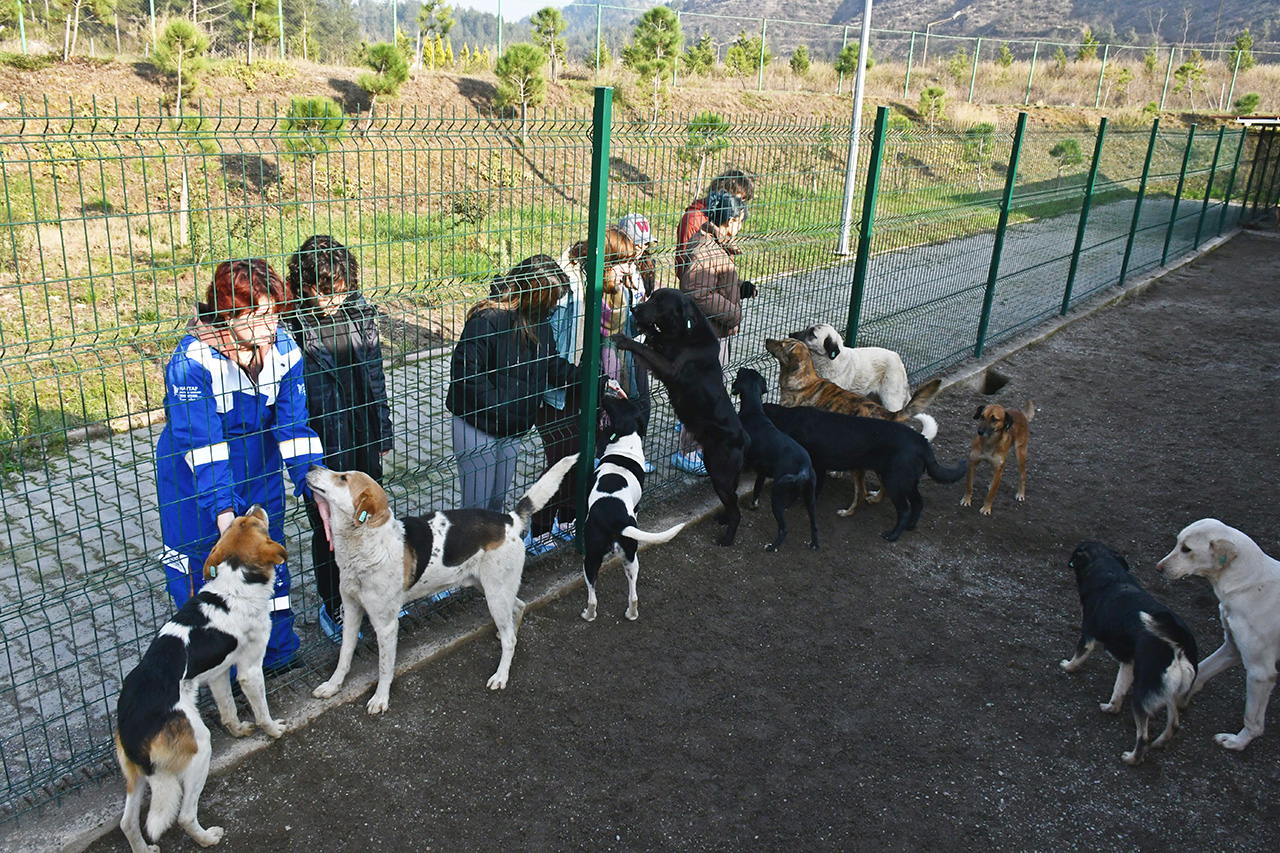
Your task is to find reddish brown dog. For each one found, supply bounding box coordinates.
[962,401,1035,515]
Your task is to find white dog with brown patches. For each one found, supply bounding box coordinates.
[115,507,286,853]
[1157,518,1280,752]
[306,454,577,714]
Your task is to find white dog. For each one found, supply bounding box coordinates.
[1157,518,1280,751]
[307,454,578,714]
[787,323,911,412]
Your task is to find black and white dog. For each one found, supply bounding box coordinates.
[1061,541,1200,765]
[115,507,287,853]
[582,392,685,622]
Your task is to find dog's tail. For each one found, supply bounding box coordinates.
[144,771,183,841]
[896,378,942,418]
[924,449,967,484]
[1140,611,1199,701]
[621,522,687,544]
[1023,400,1036,423]
[513,454,580,532]
[913,413,938,441]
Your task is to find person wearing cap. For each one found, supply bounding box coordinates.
[672,190,756,475]
[616,213,658,434]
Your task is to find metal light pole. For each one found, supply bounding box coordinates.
[921,10,962,67]
[835,0,875,256]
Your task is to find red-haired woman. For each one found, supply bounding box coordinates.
[155,258,326,671]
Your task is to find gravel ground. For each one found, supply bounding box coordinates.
[6,228,1279,853]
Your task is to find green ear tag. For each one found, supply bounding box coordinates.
[358,510,369,523]
[1220,555,1228,566]
[208,566,217,578]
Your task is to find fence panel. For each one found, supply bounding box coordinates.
[0,94,1276,822]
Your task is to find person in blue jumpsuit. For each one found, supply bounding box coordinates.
[155,258,327,671]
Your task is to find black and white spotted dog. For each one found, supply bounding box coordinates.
[582,392,685,622]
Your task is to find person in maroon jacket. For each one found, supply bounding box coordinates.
[671,190,756,475]
[674,169,755,281]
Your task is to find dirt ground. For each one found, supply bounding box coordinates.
[72,230,1280,852]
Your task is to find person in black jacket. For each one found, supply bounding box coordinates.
[447,255,579,517]
[286,235,393,641]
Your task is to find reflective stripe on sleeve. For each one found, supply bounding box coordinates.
[162,547,191,574]
[278,436,323,460]
[270,595,291,613]
[184,442,229,469]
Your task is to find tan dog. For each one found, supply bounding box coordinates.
[961,401,1035,515]
[764,338,941,431]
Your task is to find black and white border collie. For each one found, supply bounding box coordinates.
[582,392,685,622]
[1060,541,1199,765]
[115,507,287,853]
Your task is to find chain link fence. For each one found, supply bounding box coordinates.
[0,91,1277,821]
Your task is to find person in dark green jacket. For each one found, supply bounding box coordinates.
[447,255,579,514]
[286,235,392,641]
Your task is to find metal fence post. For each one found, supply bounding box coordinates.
[1118,118,1160,287]
[672,11,680,87]
[1159,48,1174,111]
[1226,50,1241,108]
[1193,126,1225,248]
[1062,117,1107,315]
[1237,128,1262,222]
[1161,124,1196,266]
[1261,130,1280,213]
[844,106,889,346]
[903,31,914,98]
[757,17,767,92]
[595,3,602,73]
[974,111,1027,358]
[17,0,26,54]
[1024,42,1038,106]
[1217,128,1247,235]
[278,0,286,58]
[574,87,613,540]
[1266,132,1280,211]
[968,37,981,104]
[1094,44,1109,109]
[837,25,848,95]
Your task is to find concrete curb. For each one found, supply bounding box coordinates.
[4,229,1241,853]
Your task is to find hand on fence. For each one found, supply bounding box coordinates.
[739,280,757,300]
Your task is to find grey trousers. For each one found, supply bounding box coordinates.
[452,416,521,512]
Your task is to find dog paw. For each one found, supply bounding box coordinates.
[626,602,639,621]
[809,539,819,550]
[262,719,285,739]
[224,720,253,737]
[486,673,509,690]
[1016,492,1026,501]
[313,680,341,700]
[959,496,972,507]
[581,604,597,622]
[880,529,901,542]
[1059,659,1078,672]
[836,507,856,517]
[979,505,993,516]
[716,533,736,547]
[194,825,225,847]
[866,490,883,505]
[1214,732,1252,751]
[1100,701,1121,714]
[366,693,391,714]
[1121,749,1142,766]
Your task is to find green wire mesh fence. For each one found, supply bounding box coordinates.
[0,92,1277,821]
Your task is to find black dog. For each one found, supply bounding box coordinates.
[731,368,818,551]
[614,289,748,546]
[762,404,966,541]
[1060,542,1199,765]
[582,393,685,622]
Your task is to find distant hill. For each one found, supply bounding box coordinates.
[543,0,1280,61]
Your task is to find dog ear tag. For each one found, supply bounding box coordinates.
[358,510,369,524]
[208,565,217,578]
[1220,555,1228,566]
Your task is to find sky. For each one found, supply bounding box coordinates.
[454,0,573,24]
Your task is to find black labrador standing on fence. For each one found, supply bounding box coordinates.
[731,367,818,551]
[613,289,748,546]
